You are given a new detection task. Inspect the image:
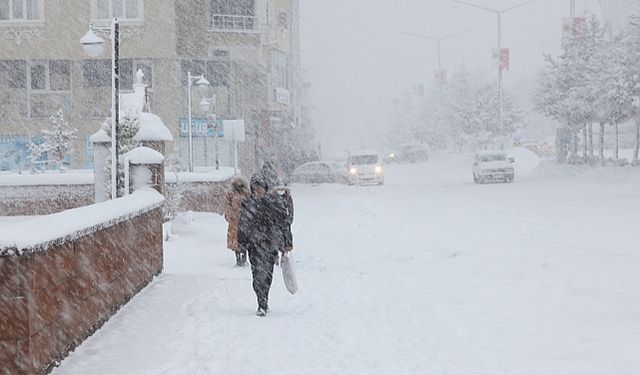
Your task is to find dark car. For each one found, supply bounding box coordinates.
[399,143,429,163]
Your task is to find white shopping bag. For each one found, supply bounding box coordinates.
[281,252,298,295]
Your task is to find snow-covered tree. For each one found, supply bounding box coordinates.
[101,111,141,197]
[391,70,521,152]
[25,141,45,174]
[41,108,77,172]
[164,144,186,221]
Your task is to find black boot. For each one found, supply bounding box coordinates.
[239,251,247,267]
[235,251,242,267]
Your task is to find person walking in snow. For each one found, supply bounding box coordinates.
[238,174,287,316]
[260,160,295,263]
[224,176,250,267]
[275,184,294,254]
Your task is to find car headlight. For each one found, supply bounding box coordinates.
[389,153,395,158]
[349,167,357,174]
[374,166,383,173]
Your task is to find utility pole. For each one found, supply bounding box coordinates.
[570,0,576,17]
[450,0,536,133]
[401,29,469,72]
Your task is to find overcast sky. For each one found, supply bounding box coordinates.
[299,0,603,155]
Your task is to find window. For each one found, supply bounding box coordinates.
[210,0,254,16]
[95,0,142,21]
[0,0,41,22]
[83,60,111,88]
[271,50,288,89]
[206,50,230,87]
[28,61,70,91]
[120,59,153,90]
[28,60,72,117]
[0,60,28,119]
[181,59,206,87]
[0,60,26,89]
[210,0,256,31]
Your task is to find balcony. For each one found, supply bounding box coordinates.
[210,14,258,33]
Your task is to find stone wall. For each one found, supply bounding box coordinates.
[0,206,163,375]
[0,185,94,216]
[0,180,229,217]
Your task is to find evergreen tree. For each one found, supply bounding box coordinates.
[41,108,77,172]
[101,111,141,197]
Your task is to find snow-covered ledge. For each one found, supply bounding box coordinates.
[0,187,164,256]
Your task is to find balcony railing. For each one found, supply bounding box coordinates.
[210,14,258,33]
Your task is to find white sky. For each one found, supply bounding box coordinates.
[300,0,603,155]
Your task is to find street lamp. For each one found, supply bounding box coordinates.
[450,0,536,132]
[401,29,469,72]
[81,19,121,199]
[186,72,210,172]
[200,95,219,170]
[401,28,470,86]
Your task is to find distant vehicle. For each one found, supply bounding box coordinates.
[347,152,384,185]
[399,143,429,163]
[384,151,398,163]
[291,161,347,184]
[472,150,515,184]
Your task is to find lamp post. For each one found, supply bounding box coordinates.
[401,29,469,87]
[633,96,640,163]
[186,72,210,172]
[81,19,121,199]
[401,29,469,72]
[199,95,219,170]
[450,0,535,132]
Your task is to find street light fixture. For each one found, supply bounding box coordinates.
[186,72,211,172]
[81,19,121,199]
[401,28,470,86]
[450,0,536,132]
[401,29,470,72]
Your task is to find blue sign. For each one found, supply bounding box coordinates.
[179,118,224,138]
[0,135,47,171]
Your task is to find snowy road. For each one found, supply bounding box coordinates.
[54,153,640,375]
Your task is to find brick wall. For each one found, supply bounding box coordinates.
[179,181,228,214]
[0,181,229,216]
[0,185,94,216]
[0,207,163,375]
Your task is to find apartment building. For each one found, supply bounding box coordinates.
[0,0,302,175]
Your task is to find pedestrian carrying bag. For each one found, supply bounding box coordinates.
[281,252,298,295]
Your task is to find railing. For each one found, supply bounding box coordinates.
[210,14,258,32]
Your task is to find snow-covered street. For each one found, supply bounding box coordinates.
[54,154,640,375]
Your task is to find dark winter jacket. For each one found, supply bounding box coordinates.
[237,192,288,261]
[278,189,294,248]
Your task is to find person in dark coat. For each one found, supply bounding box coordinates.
[261,160,295,263]
[275,185,294,253]
[238,174,287,316]
[224,177,250,267]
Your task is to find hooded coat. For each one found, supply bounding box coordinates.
[224,177,250,251]
[237,178,287,262]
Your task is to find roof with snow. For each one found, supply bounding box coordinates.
[124,146,164,164]
[134,112,173,142]
[90,128,110,143]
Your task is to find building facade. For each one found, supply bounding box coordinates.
[0,0,302,175]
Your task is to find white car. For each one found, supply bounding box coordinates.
[291,161,347,184]
[472,150,515,184]
[347,152,384,185]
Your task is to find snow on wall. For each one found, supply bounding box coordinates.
[134,113,173,142]
[124,146,164,164]
[0,170,94,186]
[0,187,164,255]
